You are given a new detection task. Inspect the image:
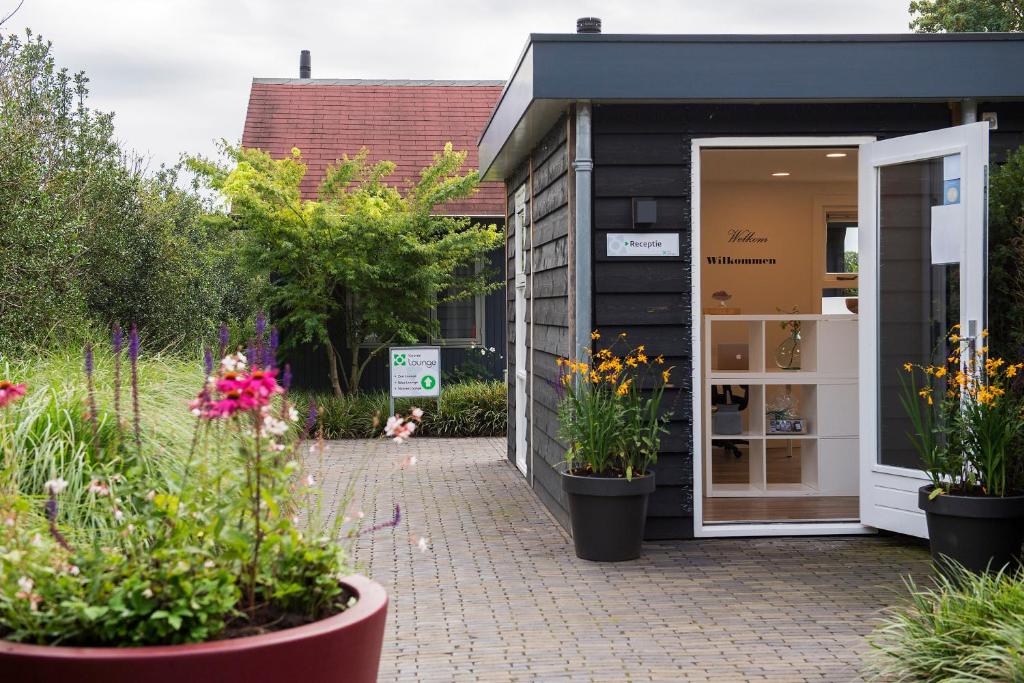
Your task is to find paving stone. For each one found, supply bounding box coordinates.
[318,437,932,682]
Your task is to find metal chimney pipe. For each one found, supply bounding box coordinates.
[576,17,601,34]
[299,50,311,79]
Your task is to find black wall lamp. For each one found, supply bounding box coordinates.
[632,197,657,227]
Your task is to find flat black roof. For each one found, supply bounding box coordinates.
[479,32,1024,179]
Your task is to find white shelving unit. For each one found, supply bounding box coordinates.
[703,314,859,498]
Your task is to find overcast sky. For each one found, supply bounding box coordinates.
[4,0,914,170]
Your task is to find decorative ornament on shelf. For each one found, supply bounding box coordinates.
[711,290,732,308]
[774,306,802,370]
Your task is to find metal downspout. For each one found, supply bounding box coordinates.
[573,103,593,359]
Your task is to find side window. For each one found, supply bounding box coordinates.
[435,263,481,344]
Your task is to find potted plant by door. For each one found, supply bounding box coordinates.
[0,330,414,682]
[900,327,1024,573]
[556,332,672,562]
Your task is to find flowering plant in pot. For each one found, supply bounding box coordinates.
[900,326,1024,573]
[556,332,673,561]
[0,323,419,683]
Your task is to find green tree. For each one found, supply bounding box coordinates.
[988,146,1024,360]
[0,30,256,356]
[909,0,1023,32]
[190,144,502,395]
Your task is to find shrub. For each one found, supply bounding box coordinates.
[296,380,507,439]
[869,565,1024,681]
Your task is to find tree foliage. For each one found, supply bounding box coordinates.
[190,144,502,395]
[988,146,1024,360]
[0,30,255,357]
[909,0,1023,32]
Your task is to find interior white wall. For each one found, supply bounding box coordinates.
[700,180,856,350]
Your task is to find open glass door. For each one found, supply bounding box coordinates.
[859,122,989,537]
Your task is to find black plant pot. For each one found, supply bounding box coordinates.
[561,469,655,562]
[918,485,1024,574]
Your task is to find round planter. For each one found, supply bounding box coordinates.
[0,574,387,683]
[918,486,1024,574]
[561,469,655,562]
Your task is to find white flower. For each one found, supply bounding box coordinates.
[220,352,247,372]
[113,508,124,522]
[17,576,33,593]
[303,474,316,487]
[142,588,153,598]
[204,560,215,569]
[263,415,289,436]
[288,406,299,422]
[480,348,486,355]
[67,564,80,576]
[30,533,42,547]
[417,537,429,553]
[409,455,418,466]
[411,407,424,419]
[145,490,156,501]
[44,478,68,495]
[384,415,403,436]
[489,347,496,353]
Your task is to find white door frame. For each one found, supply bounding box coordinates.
[690,136,876,538]
[514,186,529,476]
[858,122,990,538]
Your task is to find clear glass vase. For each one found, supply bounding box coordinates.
[774,330,802,370]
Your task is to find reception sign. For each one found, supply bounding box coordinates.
[606,233,680,257]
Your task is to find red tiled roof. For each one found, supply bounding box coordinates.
[241,79,506,216]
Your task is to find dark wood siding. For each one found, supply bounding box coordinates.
[506,115,572,527]
[590,102,954,539]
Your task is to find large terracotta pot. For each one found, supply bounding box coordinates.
[0,574,387,683]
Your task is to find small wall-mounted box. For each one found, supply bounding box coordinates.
[632,197,657,226]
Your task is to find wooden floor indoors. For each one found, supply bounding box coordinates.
[703,442,859,523]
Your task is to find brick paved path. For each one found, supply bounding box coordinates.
[320,438,931,682]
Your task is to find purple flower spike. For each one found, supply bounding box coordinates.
[246,340,256,369]
[306,401,318,432]
[112,323,123,354]
[268,326,280,368]
[218,323,230,357]
[128,325,140,363]
[255,311,266,340]
[44,493,57,523]
[203,346,214,376]
[355,504,402,536]
[84,343,94,377]
[283,363,293,390]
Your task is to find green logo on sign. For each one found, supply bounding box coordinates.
[420,375,436,390]
[393,353,407,366]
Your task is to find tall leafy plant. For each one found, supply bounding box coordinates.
[909,0,1023,32]
[558,333,673,479]
[190,144,502,395]
[900,328,1024,498]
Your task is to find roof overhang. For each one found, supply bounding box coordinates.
[479,32,1024,180]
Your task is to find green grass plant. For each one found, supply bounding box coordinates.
[1,347,206,537]
[869,564,1024,681]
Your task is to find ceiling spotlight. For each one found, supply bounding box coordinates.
[826,152,848,158]
[771,172,790,177]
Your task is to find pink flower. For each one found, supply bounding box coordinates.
[87,479,110,497]
[0,380,26,408]
[411,407,424,420]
